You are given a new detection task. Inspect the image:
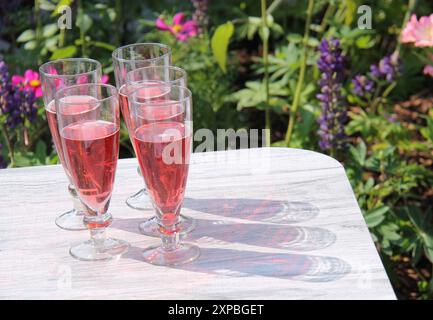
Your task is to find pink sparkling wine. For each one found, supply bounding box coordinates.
[45,96,100,178]
[133,122,191,225]
[119,85,184,160]
[119,88,133,133]
[61,120,119,213]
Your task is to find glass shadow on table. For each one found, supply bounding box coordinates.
[182,197,320,224]
[114,197,349,282]
[113,217,336,251]
[125,245,350,282]
[187,219,336,251]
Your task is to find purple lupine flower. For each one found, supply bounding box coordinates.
[21,89,37,122]
[316,38,347,152]
[352,74,375,96]
[191,0,209,34]
[351,55,401,102]
[370,55,401,82]
[0,60,19,128]
[0,59,38,129]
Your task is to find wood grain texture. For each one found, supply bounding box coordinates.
[0,147,396,300]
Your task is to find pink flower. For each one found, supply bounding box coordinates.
[401,14,433,47]
[45,66,63,89]
[12,69,43,98]
[401,15,418,43]
[77,74,89,85]
[101,75,109,84]
[156,12,198,42]
[76,74,108,85]
[423,64,433,77]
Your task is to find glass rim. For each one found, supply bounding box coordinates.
[111,42,172,63]
[126,65,186,84]
[39,58,102,79]
[128,83,192,107]
[119,81,166,96]
[55,83,118,106]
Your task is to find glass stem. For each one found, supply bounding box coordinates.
[160,217,180,251]
[161,232,180,251]
[90,228,106,248]
[68,184,84,213]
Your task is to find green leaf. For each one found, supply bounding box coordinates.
[17,29,35,43]
[365,156,380,172]
[424,245,433,263]
[95,3,108,9]
[247,23,259,40]
[344,0,357,25]
[307,37,320,47]
[406,206,426,231]
[259,26,270,43]
[45,36,58,50]
[406,207,433,264]
[298,104,316,137]
[412,238,423,265]
[420,118,433,142]
[287,33,303,43]
[51,0,73,17]
[35,141,47,164]
[271,140,286,147]
[365,177,374,189]
[270,23,283,35]
[90,41,116,51]
[355,35,375,49]
[24,40,37,50]
[364,206,389,228]
[349,139,366,166]
[211,22,234,74]
[39,0,55,11]
[50,45,76,60]
[76,12,93,34]
[43,23,58,38]
[248,16,261,26]
[266,14,274,27]
[380,224,401,241]
[357,140,367,161]
[13,152,34,167]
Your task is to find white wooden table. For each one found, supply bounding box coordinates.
[0,148,395,299]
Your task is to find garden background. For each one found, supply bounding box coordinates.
[0,0,433,299]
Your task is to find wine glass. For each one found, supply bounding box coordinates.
[39,58,102,231]
[124,65,196,237]
[55,83,129,261]
[128,83,199,265]
[112,43,171,212]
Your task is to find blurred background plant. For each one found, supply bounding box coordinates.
[0,0,433,299]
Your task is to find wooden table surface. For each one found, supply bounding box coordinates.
[0,147,395,299]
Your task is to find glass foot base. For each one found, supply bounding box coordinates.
[142,243,200,266]
[139,214,196,238]
[69,238,130,261]
[55,209,86,231]
[126,189,153,211]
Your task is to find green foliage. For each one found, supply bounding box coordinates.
[50,45,77,60]
[211,22,234,73]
